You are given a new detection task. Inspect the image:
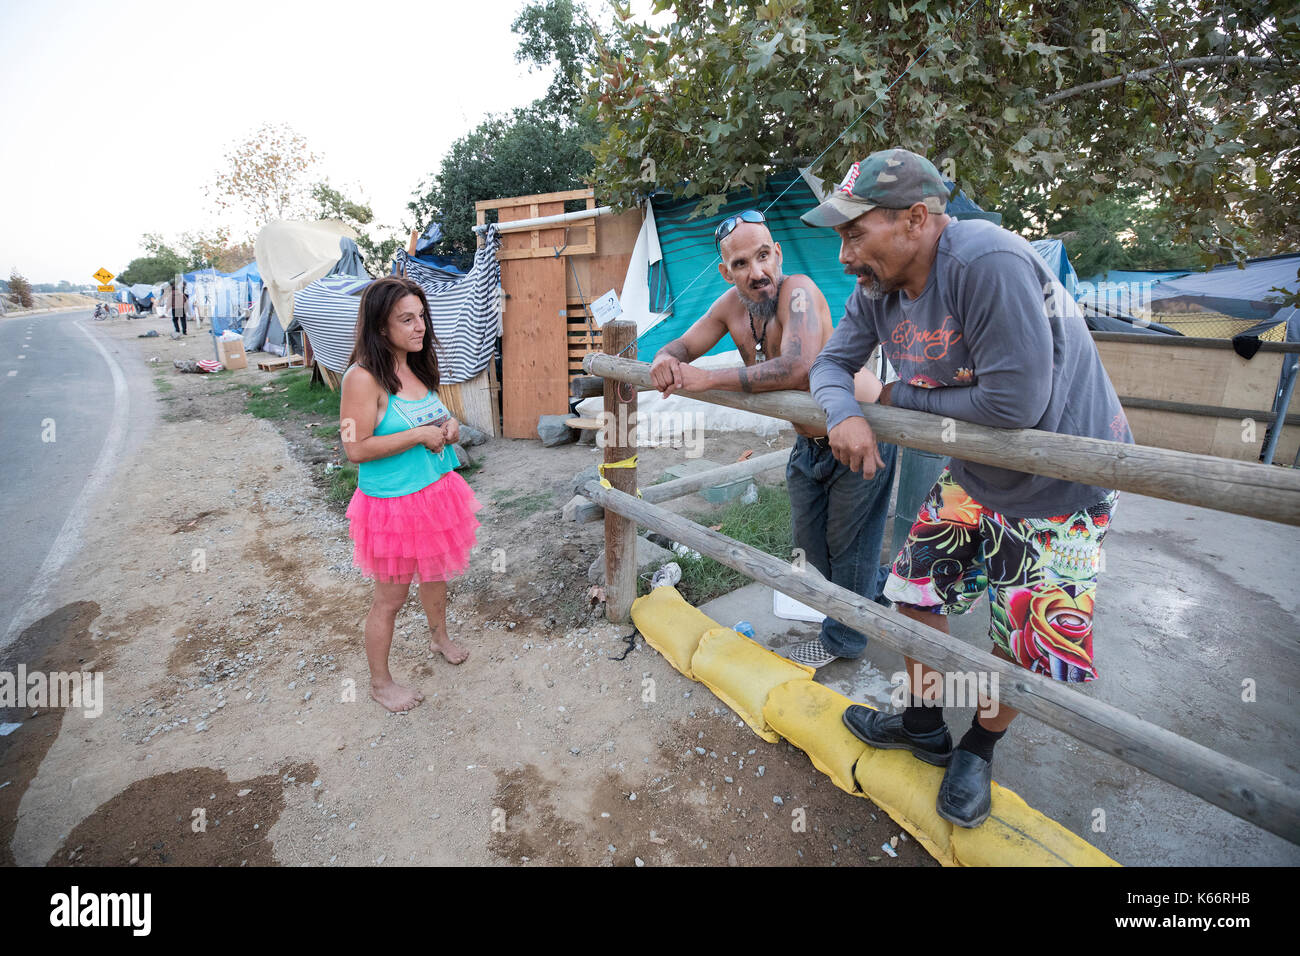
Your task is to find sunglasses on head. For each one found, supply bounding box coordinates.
[714,209,766,249]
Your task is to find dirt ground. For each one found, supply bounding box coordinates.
[0,311,933,867]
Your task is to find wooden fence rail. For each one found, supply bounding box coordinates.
[582,353,1300,527]
[580,480,1300,845]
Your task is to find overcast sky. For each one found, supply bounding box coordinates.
[0,0,580,283]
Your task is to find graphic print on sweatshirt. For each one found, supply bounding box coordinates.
[883,313,974,390]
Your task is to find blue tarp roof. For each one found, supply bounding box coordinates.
[1079,255,1300,323]
[1080,269,1193,286]
[1146,254,1300,320]
[226,262,261,283]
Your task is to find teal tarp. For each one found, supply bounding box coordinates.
[641,171,858,359]
[640,171,996,358]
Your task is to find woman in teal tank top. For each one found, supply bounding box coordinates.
[340,277,482,713]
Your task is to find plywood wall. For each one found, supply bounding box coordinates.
[1095,336,1300,463]
[479,191,640,439]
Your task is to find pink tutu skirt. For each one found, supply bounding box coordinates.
[346,471,482,583]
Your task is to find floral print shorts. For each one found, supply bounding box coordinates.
[883,468,1117,683]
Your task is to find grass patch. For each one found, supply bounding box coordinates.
[490,488,554,518]
[646,483,790,605]
[244,370,339,421]
[458,456,484,479]
[153,375,174,394]
[328,464,358,504]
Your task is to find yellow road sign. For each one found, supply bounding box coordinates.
[97,284,115,292]
[92,267,114,284]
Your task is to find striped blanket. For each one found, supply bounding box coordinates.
[292,227,502,384]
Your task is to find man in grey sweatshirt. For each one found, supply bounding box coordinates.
[804,148,1132,828]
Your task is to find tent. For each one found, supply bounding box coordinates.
[291,230,504,379]
[243,285,290,355]
[226,261,262,283]
[1078,254,1299,341]
[255,219,362,330]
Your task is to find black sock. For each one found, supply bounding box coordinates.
[902,694,944,734]
[957,715,1006,762]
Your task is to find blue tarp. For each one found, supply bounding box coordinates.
[1146,254,1300,321]
[1080,269,1192,287]
[1080,256,1300,323]
[328,237,367,279]
[1030,239,1079,298]
[226,262,261,283]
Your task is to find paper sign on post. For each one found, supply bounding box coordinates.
[591,289,623,326]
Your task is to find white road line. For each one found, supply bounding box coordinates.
[6,370,15,377]
[2,320,131,649]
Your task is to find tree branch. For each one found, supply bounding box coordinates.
[1037,55,1284,106]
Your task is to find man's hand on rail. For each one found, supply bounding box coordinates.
[828,416,886,478]
[650,353,685,396]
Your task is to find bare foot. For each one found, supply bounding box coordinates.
[371,680,425,713]
[429,626,469,665]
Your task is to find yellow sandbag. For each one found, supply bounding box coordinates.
[762,680,870,796]
[690,628,814,742]
[854,747,957,866]
[951,785,1119,867]
[629,586,720,679]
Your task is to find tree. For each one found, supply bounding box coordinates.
[587,0,1298,265]
[312,182,402,276]
[407,1,603,257]
[7,270,33,308]
[408,107,598,257]
[1009,185,1202,278]
[208,123,320,233]
[512,0,601,115]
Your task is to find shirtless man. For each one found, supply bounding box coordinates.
[649,209,898,669]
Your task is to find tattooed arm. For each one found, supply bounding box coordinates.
[683,277,826,393]
[650,291,731,396]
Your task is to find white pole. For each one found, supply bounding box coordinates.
[473,205,614,235]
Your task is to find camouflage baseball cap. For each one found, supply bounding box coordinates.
[801,148,949,227]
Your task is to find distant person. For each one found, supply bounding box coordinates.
[648,208,897,670]
[166,279,189,335]
[339,276,482,713]
[804,148,1132,828]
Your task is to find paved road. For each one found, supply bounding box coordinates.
[0,309,153,647]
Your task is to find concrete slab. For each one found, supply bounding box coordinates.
[695,491,1300,866]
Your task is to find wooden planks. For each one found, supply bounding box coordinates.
[476,192,641,440]
[256,354,305,371]
[438,368,497,437]
[1095,337,1299,462]
[477,189,596,260]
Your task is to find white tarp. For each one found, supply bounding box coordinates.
[622,205,670,338]
[254,219,358,329]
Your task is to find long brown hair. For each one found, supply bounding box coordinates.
[348,276,441,395]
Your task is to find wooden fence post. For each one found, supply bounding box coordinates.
[603,320,638,622]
